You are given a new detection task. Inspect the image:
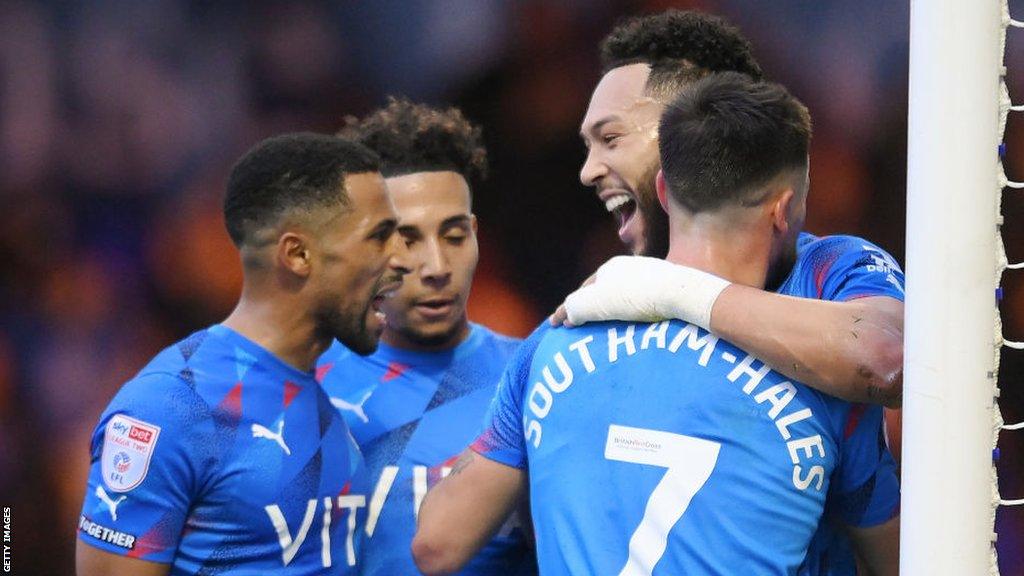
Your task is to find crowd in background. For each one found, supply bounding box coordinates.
[1,0,1023,572]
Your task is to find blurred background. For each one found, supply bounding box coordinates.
[2,0,1023,573]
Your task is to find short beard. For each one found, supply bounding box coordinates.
[764,239,799,292]
[316,303,378,357]
[637,163,670,258]
[314,274,405,357]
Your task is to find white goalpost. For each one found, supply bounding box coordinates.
[903,0,1003,574]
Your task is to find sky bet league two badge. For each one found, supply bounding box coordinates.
[101,414,161,492]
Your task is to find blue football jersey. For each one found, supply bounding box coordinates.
[474,319,899,576]
[78,324,370,575]
[317,323,537,575]
[779,233,905,304]
[779,233,905,576]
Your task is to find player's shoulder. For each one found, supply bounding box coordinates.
[498,321,556,377]
[533,318,626,359]
[106,371,209,422]
[94,372,213,472]
[797,232,896,262]
[797,232,860,254]
[787,233,903,296]
[523,320,560,351]
[108,327,231,420]
[138,325,236,376]
[470,323,524,357]
[131,329,211,389]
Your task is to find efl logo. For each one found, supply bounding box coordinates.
[113,452,132,473]
[129,426,153,444]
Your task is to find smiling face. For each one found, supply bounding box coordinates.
[380,170,478,351]
[311,171,409,355]
[579,63,670,257]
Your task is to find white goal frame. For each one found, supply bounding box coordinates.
[903,0,1002,574]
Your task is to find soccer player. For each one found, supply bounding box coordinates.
[76,134,410,575]
[567,10,905,410]
[316,99,537,575]
[558,11,906,574]
[413,73,899,576]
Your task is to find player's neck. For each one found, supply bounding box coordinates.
[381,319,471,353]
[665,214,771,289]
[222,289,327,373]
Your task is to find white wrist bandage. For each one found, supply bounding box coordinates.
[564,256,731,329]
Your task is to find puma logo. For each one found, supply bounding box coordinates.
[96,486,127,522]
[252,420,291,455]
[330,390,373,424]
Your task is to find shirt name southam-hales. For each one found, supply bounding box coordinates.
[521,321,827,491]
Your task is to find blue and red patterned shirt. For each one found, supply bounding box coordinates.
[780,233,906,576]
[79,324,369,575]
[317,323,537,575]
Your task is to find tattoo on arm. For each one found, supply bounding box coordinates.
[421,451,477,514]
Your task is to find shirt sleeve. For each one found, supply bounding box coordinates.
[830,403,901,528]
[78,372,212,562]
[815,237,906,303]
[470,324,550,469]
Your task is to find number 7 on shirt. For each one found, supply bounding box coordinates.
[604,424,722,576]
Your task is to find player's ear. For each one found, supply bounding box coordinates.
[656,169,670,213]
[470,213,478,235]
[770,188,796,236]
[277,232,312,277]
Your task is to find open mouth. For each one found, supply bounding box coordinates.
[370,283,401,322]
[370,295,387,323]
[603,192,639,235]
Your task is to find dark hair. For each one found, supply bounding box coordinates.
[224,132,380,247]
[659,72,811,213]
[339,97,487,185]
[600,10,763,99]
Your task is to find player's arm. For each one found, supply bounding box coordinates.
[77,374,207,574]
[845,515,900,576]
[833,400,902,576]
[708,288,903,407]
[77,545,170,576]
[554,245,905,408]
[413,323,545,574]
[412,449,527,576]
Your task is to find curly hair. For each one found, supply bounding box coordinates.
[600,10,763,98]
[339,98,488,185]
